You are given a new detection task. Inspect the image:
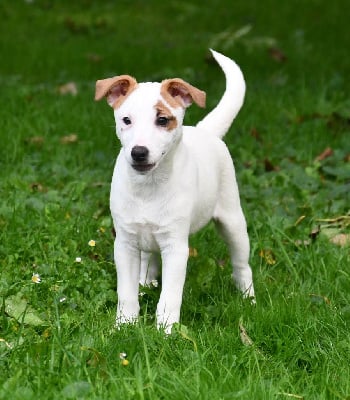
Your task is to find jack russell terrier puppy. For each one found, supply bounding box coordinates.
[95,50,255,333]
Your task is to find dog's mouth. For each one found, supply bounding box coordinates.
[132,163,156,173]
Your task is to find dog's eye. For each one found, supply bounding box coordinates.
[156,116,169,127]
[122,117,132,125]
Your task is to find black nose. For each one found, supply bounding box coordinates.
[131,146,149,162]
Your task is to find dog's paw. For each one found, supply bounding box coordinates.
[115,311,139,329]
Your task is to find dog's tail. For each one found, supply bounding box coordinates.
[196,49,246,139]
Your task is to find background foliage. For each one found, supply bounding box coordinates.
[0,1,349,399]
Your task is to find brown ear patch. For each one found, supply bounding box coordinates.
[95,75,138,108]
[160,78,206,109]
[154,101,178,131]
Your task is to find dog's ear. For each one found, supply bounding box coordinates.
[161,78,206,109]
[95,75,138,108]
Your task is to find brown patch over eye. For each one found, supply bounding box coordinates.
[154,101,177,131]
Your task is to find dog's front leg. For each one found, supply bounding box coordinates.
[114,239,140,326]
[157,242,189,334]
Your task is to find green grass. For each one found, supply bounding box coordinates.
[1,0,350,399]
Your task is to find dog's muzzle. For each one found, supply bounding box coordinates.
[131,145,155,173]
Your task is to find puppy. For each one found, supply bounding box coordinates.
[95,50,254,333]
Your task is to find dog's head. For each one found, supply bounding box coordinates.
[95,75,206,174]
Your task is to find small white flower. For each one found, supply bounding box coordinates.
[59,296,67,303]
[119,352,127,360]
[151,279,158,288]
[75,257,82,263]
[88,240,96,247]
[31,273,41,284]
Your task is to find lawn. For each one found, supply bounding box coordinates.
[1,0,350,399]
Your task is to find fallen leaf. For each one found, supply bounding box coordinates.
[329,233,350,247]
[316,214,350,246]
[189,247,198,257]
[25,136,45,145]
[64,17,89,34]
[315,147,333,162]
[259,249,276,265]
[268,47,287,63]
[42,328,51,339]
[86,53,103,63]
[30,182,46,192]
[60,134,78,144]
[58,82,78,96]
[264,158,280,172]
[250,127,262,142]
[239,318,254,346]
[5,293,45,326]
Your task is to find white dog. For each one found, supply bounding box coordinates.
[95,50,255,333]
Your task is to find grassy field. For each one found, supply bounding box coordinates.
[1,0,350,399]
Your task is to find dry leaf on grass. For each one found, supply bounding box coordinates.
[60,134,78,144]
[189,247,198,257]
[316,214,350,247]
[30,182,46,192]
[329,233,350,246]
[259,249,276,265]
[25,136,45,145]
[268,47,287,63]
[264,158,280,172]
[86,53,103,63]
[250,127,262,142]
[315,146,333,161]
[58,82,78,96]
[239,319,254,346]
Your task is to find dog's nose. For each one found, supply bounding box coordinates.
[131,146,149,162]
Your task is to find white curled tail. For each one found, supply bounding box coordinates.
[196,49,246,139]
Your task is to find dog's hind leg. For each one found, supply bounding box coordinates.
[139,251,160,286]
[214,209,255,299]
[214,168,255,299]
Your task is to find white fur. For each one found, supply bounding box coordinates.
[103,50,254,333]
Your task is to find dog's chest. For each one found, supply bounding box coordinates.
[111,193,172,252]
[136,223,159,252]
